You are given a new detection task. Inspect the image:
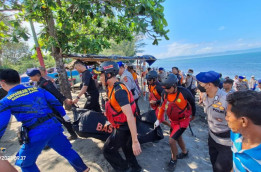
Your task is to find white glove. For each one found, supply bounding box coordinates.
[154,120,160,129]
[63,114,71,122]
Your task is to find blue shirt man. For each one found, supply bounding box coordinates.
[0,69,89,172]
[226,90,261,172]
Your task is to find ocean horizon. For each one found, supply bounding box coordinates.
[151,51,261,80]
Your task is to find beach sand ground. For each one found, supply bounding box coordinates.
[1,90,212,172]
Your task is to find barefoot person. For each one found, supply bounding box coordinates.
[226,90,261,171]
[154,73,196,171]
[0,69,89,172]
[99,61,142,172]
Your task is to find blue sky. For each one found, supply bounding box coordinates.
[140,0,261,58]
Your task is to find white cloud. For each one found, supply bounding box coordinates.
[218,26,225,31]
[148,40,261,59]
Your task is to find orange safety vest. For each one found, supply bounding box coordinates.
[163,91,191,123]
[148,84,161,110]
[105,83,137,128]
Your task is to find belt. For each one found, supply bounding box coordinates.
[27,113,55,130]
[210,130,230,138]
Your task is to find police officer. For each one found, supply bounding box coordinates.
[0,69,89,172]
[196,71,232,172]
[146,70,171,128]
[26,68,78,140]
[119,63,141,115]
[99,61,142,172]
[154,74,196,171]
[73,60,102,112]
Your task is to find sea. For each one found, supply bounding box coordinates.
[151,51,261,80]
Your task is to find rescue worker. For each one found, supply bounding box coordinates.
[99,61,142,172]
[26,68,78,140]
[154,74,196,171]
[119,63,141,115]
[196,71,232,172]
[146,70,171,128]
[73,60,102,112]
[0,69,89,172]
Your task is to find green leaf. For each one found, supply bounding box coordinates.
[152,39,158,45]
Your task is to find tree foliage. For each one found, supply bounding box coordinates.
[1,0,169,99]
[101,35,146,57]
[3,0,169,54]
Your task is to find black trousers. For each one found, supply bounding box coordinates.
[103,129,139,172]
[208,135,233,172]
[84,92,102,112]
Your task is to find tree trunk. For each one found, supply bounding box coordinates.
[53,48,72,100]
[45,8,72,110]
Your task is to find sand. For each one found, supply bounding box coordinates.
[1,91,212,172]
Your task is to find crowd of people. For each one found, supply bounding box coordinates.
[0,61,261,172]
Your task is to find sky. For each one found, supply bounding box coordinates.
[140,0,261,58]
[23,0,261,59]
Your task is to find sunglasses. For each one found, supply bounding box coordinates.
[147,79,153,81]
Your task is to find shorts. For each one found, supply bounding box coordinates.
[170,126,186,140]
[170,118,190,140]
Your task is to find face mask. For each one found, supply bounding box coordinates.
[197,84,206,92]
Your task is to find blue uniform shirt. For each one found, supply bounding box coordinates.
[0,85,66,142]
[231,131,261,172]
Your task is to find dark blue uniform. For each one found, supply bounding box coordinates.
[0,85,87,172]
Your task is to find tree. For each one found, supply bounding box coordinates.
[0,4,29,66]
[101,35,146,57]
[1,0,169,99]
[1,42,31,65]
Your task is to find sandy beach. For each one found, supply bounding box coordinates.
[1,90,212,172]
